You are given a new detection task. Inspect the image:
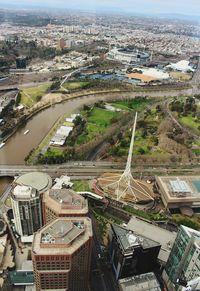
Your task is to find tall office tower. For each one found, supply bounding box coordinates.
[163,225,200,291]
[11,172,52,242]
[108,224,161,280]
[11,185,43,239]
[32,217,93,291]
[42,189,88,224]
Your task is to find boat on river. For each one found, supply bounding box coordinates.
[24,130,30,135]
[0,142,5,149]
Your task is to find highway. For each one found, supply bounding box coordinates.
[0,162,200,177]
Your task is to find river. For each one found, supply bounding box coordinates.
[0,176,13,195]
[0,87,193,165]
[0,92,129,165]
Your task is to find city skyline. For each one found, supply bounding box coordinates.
[0,0,200,17]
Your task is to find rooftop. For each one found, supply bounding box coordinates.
[41,220,84,246]
[15,172,52,193]
[9,271,34,286]
[127,73,158,83]
[43,188,88,214]
[111,224,160,254]
[127,217,176,263]
[156,175,200,204]
[119,272,161,291]
[32,217,92,255]
[52,175,73,190]
[13,185,37,200]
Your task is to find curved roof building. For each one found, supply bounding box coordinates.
[97,173,154,203]
[107,47,150,64]
[15,172,52,193]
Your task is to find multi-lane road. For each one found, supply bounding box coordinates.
[0,161,200,178]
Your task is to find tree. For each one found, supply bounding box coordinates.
[15,92,21,106]
[50,81,61,91]
[138,148,145,155]
[74,115,84,126]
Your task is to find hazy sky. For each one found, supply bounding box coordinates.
[0,0,200,16]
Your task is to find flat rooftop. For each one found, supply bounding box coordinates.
[50,189,83,206]
[9,271,34,286]
[44,189,88,214]
[127,73,158,83]
[156,175,200,204]
[15,172,52,193]
[111,224,160,254]
[13,185,38,200]
[119,272,161,291]
[127,217,177,263]
[32,217,92,255]
[41,220,84,246]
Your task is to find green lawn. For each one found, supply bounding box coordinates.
[111,103,133,111]
[109,107,163,158]
[46,147,64,156]
[112,97,150,112]
[76,107,120,144]
[20,83,50,107]
[20,93,34,107]
[72,180,90,192]
[193,149,200,155]
[63,81,90,90]
[179,115,200,133]
[111,126,159,157]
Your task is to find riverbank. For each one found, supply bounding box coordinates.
[0,85,195,164]
[1,84,194,146]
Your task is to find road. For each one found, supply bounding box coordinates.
[0,162,200,178]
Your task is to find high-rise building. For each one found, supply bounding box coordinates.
[127,216,177,265]
[32,217,93,291]
[14,172,52,194]
[108,224,161,280]
[163,225,200,291]
[11,172,52,241]
[42,188,88,224]
[58,38,65,49]
[11,185,43,238]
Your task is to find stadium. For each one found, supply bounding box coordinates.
[107,47,150,64]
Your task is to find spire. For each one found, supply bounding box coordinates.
[123,112,137,176]
[97,111,154,203]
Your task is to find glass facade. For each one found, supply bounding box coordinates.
[165,226,200,289]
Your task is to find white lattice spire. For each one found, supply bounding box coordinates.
[98,112,154,203]
[115,112,138,201]
[123,112,137,177]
